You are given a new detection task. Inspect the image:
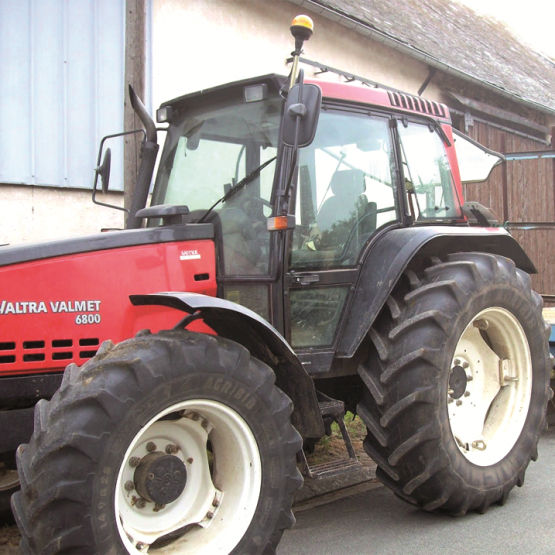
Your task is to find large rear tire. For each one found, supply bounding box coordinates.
[12,330,302,554]
[357,252,551,514]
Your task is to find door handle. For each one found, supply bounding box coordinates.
[293,273,320,285]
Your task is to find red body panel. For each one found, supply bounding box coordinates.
[0,240,216,377]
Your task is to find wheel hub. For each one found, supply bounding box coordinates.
[134,452,187,505]
[449,364,468,399]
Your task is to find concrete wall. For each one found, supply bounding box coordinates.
[151,0,444,109]
[0,186,125,246]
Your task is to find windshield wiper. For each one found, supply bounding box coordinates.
[197,156,277,223]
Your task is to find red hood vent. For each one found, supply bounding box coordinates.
[388,91,446,118]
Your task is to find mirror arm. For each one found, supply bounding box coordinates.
[91,128,146,214]
[278,70,307,216]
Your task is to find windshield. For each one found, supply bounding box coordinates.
[151,93,283,277]
[152,96,282,214]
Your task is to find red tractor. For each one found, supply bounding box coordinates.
[1,16,551,555]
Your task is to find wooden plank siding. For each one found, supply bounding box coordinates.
[462,121,555,295]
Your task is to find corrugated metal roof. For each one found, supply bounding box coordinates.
[0,0,125,190]
[287,0,555,115]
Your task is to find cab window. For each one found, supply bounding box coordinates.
[398,121,463,221]
[291,111,398,270]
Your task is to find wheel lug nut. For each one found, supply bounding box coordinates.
[448,397,454,404]
[473,319,489,330]
[467,375,473,381]
[212,497,220,508]
[165,444,179,454]
[136,498,147,509]
[154,503,166,512]
[187,457,194,464]
[456,400,463,406]
[129,457,141,468]
[146,441,157,452]
[462,361,469,369]
[124,480,135,492]
[201,420,209,429]
[448,389,454,395]
[136,542,148,551]
[206,511,214,519]
[464,391,471,397]
[454,358,461,366]
[472,440,487,450]
[192,413,200,421]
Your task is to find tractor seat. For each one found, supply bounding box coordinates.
[317,169,367,234]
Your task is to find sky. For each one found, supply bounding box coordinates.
[456,0,555,59]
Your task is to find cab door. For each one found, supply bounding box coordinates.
[285,107,400,374]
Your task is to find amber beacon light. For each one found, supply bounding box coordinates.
[290,15,314,40]
[289,15,314,88]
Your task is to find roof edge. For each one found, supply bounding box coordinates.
[286,0,555,117]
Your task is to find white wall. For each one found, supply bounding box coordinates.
[151,0,444,111]
[0,187,125,246]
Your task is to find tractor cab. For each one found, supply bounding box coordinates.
[145,70,470,359]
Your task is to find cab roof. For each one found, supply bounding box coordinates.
[160,73,451,123]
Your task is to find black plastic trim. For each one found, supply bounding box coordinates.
[160,74,286,113]
[130,292,324,438]
[0,407,35,453]
[337,226,536,358]
[0,224,214,268]
[0,373,63,406]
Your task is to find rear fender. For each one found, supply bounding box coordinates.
[130,292,324,439]
[337,226,536,358]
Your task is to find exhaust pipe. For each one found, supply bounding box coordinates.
[126,85,159,229]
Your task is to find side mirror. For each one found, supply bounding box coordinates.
[91,128,147,215]
[96,148,111,194]
[281,82,321,148]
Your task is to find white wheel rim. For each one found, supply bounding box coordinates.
[448,307,533,466]
[115,399,262,554]
[0,462,19,491]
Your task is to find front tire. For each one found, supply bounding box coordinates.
[357,252,551,514]
[12,330,302,554]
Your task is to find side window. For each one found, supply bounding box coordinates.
[398,122,463,220]
[291,112,397,270]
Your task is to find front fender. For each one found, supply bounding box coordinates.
[130,292,324,439]
[337,226,536,358]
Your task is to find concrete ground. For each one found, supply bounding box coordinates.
[280,427,555,555]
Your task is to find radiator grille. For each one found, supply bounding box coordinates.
[0,338,99,366]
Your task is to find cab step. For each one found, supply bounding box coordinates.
[297,392,361,479]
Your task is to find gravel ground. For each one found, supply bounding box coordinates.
[0,519,19,555]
